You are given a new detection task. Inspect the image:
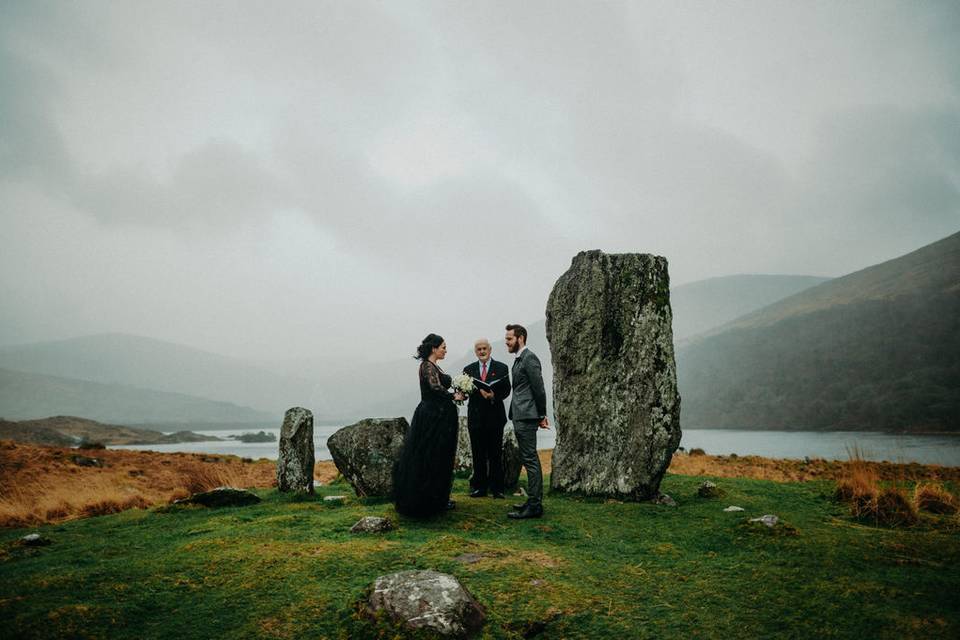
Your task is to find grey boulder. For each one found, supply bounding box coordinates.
[368,570,485,637]
[327,418,407,497]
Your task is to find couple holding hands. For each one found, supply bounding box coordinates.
[392,324,549,520]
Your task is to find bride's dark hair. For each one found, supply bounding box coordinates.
[415,333,444,361]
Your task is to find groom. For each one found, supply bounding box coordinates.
[505,323,549,519]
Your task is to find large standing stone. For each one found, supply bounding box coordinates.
[546,250,681,499]
[276,407,315,493]
[368,570,485,637]
[327,418,407,497]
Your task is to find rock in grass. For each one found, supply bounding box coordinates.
[351,516,392,534]
[698,481,723,498]
[327,418,407,497]
[723,505,745,512]
[368,570,485,637]
[277,407,315,494]
[750,514,779,528]
[175,487,261,508]
[323,495,347,504]
[70,454,103,468]
[547,250,681,500]
[651,492,677,507]
[20,533,51,547]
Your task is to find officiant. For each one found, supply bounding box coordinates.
[463,338,511,499]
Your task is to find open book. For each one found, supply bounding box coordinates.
[470,376,508,393]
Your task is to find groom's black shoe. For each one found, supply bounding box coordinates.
[512,501,529,510]
[469,489,487,498]
[507,504,543,519]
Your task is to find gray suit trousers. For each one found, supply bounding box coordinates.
[513,419,543,505]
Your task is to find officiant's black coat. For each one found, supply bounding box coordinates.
[463,359,510,427]
[463,358,510,494]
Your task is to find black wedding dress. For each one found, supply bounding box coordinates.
[392,360,459,517]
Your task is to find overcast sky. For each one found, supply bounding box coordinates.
[2,1,958,363]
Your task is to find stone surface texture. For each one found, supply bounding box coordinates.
[546,250,682,499]
[276,407,314,493]
[327,417,407,497]
[368,570,485,637]
[351,516,394,534]
[175,487,261,507]
[454,417,522,490]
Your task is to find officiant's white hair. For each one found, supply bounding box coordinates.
[474,338,491,347]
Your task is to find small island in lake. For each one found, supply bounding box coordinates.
[229,430,276,443]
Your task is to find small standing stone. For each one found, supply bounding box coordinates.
[276,407,315,493]
[323,495,347,504]
[368,570,485,637]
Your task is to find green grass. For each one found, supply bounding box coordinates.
[2,474,959,639]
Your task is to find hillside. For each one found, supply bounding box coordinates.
[0,368,274,425]
[0,333,321,414]
[670,274,829,342]
[0,416,224,446]
[677,231,960,432]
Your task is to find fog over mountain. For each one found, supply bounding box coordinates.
[2,1,959,369]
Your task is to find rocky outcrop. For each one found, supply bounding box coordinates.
[368,570,485,637]
[276,407,314,493]
[546,250,682,499]
[327,418,407,497]
[175,487,261,507]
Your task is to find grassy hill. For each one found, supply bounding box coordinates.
[678,231,960,432]
[2,472,958,639]
[670,274,829,342]
[0,368,274,425]
[0,416,223,446]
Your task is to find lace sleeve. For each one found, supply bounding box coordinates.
[420,361,453,399]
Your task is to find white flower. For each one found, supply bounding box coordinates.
[452,373,475,394]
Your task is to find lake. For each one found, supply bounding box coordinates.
[110,426,960,466]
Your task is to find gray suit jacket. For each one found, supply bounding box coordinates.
[509,348,547,422]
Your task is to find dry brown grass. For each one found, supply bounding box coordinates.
[914,482,959,515]
[0,440,339,528]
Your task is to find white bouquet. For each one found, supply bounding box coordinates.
[452,373,475,405]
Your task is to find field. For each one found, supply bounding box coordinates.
[2,442,959,639]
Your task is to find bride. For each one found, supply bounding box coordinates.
[392,333,465,517]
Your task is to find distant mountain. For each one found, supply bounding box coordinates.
[671,274,829,342]
[0,368,274,424]
[0,333,322,414]
[0,415,223,446]
[677,231,960,432]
